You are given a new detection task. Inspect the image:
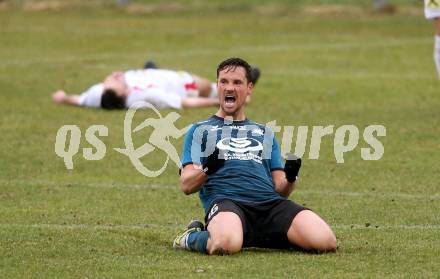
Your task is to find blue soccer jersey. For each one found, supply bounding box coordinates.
[181,115,285,212]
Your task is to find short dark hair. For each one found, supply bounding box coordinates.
[100,89,125,110]
[217,57,252,83]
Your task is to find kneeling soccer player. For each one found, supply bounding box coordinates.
[174,57,337,255]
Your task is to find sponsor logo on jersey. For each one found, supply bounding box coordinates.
[217,137,263,153]
[216,137,263,163]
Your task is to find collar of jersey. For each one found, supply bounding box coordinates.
[210,115,249,125]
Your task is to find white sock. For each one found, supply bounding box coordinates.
[208,83,218,99]
[434,35,440,78]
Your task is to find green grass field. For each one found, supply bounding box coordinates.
[1,1,439,278]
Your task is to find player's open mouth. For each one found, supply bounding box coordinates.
[225,95,236,104]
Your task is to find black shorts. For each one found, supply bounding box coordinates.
[205,199,306,249]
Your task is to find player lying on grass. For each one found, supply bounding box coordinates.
[174,57,337,255]
[52,63,260,110]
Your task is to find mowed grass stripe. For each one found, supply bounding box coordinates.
[0,37,431,68]
[1,223,440,231]
[1,179,438,200]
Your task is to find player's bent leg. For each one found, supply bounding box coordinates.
[173,220,207,253]
[287,210,337,253]
[206,212,243,255]
[435,17,440,36]
[433,18,440,78]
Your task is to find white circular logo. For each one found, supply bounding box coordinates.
[216,137,263,153]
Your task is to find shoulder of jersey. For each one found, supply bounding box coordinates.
[247,120,267,130]
[194,116,219,126]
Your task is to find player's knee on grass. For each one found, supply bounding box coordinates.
[206,212,243,255]
[288,210,337,253]
[207,232,243,255]
[308,229,337,253]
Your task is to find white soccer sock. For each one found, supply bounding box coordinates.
[434,35,440,78]
[208,83,218,99]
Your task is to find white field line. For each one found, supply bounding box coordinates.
[299,189,440,201]
[0,223,439,231]
[0,223,177,231]
[333,224,440,230]
[0,179,176,190]
[1,179,439,201]
[0,38,431,68]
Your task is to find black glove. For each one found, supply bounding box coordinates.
[202,148,225,175]
[284,153,301,183]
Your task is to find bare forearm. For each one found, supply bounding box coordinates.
[275,180,296,197]
[62,95,81,105]
[52,90,81,106]
[179,164,208,195]
[272,170,296,197]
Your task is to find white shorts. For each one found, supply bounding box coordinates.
[125,69,198,109]
[425,0,440,19]
[78,69,199,109]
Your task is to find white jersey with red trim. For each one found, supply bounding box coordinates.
[425,0,440,19]
[78,69,196,109]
